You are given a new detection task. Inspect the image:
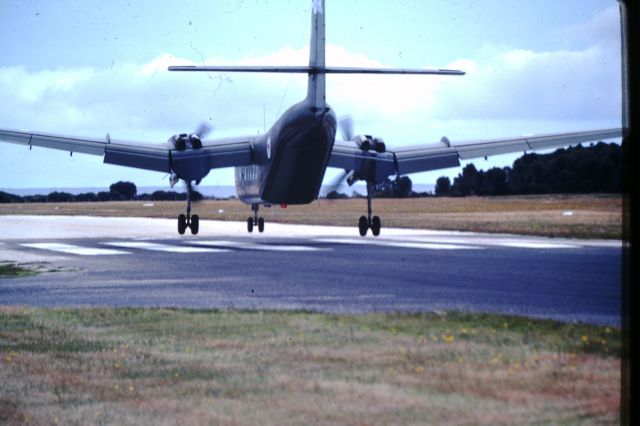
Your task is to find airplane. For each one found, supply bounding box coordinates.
[0,0,622,237]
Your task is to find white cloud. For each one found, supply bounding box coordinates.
[0,6,622,187]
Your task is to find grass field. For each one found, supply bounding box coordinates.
[0,308,621,425]
[0,194,625,239]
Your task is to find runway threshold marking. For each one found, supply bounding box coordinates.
[22,243,129,256]
[192,240,327,252]
[102,241,229,253]
[314,238,480,250]
[495,242,580,249]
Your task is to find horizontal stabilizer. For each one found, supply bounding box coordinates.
[168,65,465,76]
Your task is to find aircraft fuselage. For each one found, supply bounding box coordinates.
[235,99,337,205]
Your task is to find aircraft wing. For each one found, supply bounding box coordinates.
[0,128,255,175]
[329,128,623,179]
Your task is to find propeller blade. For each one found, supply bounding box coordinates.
[193,121,214,139]
[325,169,352,196]
[169,173,179,188]
[338,115,354,141]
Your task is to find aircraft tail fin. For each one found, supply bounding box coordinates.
[306,0,326,109]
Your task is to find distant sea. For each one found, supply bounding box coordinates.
[2,184,435,198]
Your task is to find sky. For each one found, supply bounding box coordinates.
[0,0,622,191]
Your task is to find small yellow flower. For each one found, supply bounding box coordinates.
[415,366,424,373]
[503,322,509,329]
[114,362,121,369]
[605,327,611,334]
[581,335,589,343]
[442,334,455,343]
[399,346,406,354]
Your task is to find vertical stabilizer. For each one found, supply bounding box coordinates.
[307,0,326,109]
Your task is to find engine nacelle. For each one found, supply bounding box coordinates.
[169,133,203,150]
[352,135,386,153]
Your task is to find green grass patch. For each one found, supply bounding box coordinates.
[0,262,39,278]
[0,307,621,425]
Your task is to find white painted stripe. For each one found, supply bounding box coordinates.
[384,236,583,249]
[102,241,229,253]
[193,240,326,252]
[22,243,129,256]
[496,242,579,249]
[314,238,480,250]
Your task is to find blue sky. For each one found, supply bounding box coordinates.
[0,0,622,190]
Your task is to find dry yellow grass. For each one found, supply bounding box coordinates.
[0,194,624,239]
[0,308,621,425]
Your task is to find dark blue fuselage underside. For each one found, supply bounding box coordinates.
[235,100,337,205]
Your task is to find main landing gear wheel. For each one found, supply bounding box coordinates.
[357,181,382,237]
[247,217,254,233]
[358,216,368,236]
[178,214,187,235]
[258,217,265,233]
[371,216,381,236]
[190,214,199,235]
[176,180,200,235]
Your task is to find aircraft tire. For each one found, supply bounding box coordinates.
[258,217,265,233]
[247,217,254,233]
[358,216,368,236]
[371,216,381,236]
[178,214,187,235]
[190,214,199,235]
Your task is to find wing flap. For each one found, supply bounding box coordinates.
[104,144,170,173]
[395,151,460,175]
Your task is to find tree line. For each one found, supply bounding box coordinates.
[435,141,624,196]
[0,181,204,203]
[0,141,624,203]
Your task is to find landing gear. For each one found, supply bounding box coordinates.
[357,181,382,237]
[247,203,265,233]
[178,214,187,235]
[176,181,200,235]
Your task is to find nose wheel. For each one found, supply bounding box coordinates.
[247,204,265,233]
[357,181,382,237]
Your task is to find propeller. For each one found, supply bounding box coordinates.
[193,121,214,140]
[325,169,363,199]
[338,114,354,141]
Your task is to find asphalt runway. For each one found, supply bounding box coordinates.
[0,216,622,325]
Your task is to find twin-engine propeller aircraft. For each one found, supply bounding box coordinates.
[0,0,621,237]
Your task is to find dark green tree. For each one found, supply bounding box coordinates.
[435,176,451,196]
[109,181,137,200]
